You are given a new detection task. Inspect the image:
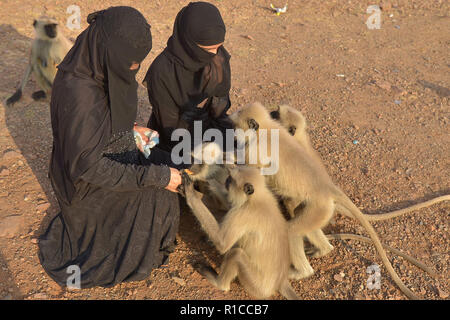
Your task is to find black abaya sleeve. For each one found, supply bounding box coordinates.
[146,72,190,150]
[80,156,170,191]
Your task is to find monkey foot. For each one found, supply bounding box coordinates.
[289,265,314,280]
[309,245,334,258]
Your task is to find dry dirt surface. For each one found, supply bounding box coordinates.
[0,0,449,301]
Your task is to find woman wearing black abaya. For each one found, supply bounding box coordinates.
[38,7,182,288]
[144,2,233,152]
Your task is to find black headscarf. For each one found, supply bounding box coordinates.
[51,7,152,203]
[59,6,152,134]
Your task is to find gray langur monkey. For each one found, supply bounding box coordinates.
[185,142,232,211]
[6,16,72,106]
[266,104,450,221]
[181,166,298,300]
[229,102,447,300]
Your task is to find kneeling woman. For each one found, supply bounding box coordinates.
[144,2,233,152]
[38,7,182,288]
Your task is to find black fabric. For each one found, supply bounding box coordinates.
[144,2,233,152]
[60,6,152,136]
[38,7,180,288]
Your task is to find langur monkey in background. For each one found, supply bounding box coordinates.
[6,16,72,106]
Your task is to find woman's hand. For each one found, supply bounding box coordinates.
[165,167,182,193]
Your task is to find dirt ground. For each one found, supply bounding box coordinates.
[0,0,448,300]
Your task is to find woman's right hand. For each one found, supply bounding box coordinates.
[165,167,182,193]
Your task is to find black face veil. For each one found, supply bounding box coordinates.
[151,1,231,98]
[60,6,152,135]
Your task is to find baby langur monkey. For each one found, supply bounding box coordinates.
[181,166,298,300]
[230,102,448,300]
[266,104,450,221]
[186,142,232,211]
[6,16,72,106]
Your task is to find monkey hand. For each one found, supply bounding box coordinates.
[178,170,194,199]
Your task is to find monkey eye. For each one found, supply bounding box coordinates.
[243,183,254,195]
[270,110,280,120]
[225,176,232,191]
[247,118,259,131]
[288,126,296,135]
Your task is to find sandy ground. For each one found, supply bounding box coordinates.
[0,0,448,300]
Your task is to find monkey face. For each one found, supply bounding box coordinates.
[229,102,270,132]
[44,23,58,38]
[33,17,59,40]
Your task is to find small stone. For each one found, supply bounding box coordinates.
[32,293,48,300]
[0,167,9,176]
[2,150,21,161]
[437,286,449,299]
[334,273,343,282]
[36,203,50,213]
[172,276,186,286]
[376,80,392,91]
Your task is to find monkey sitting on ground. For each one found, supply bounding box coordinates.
[229,102,448,300]
[180,165,298,300]
[266,104,450,221]
[6,16,72,106]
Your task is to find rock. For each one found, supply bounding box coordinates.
[333,273,344,282]
[437,286,449,299]
[2,150,21,161]
[31,293,48,300]
[0,215,24,238]
[0,167,9,176]
[376,80,392,91]
[36,202,50,213]
[242,34,254,41]
[172,276,186,286]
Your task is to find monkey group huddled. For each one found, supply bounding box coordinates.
[5,16,72,106]
[181,102,449,300]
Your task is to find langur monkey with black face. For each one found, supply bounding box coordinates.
[181,166,298,300]
[6,16,72,106]
[186,142,232,211]
[266,104,450,222]
[229,102,448,300]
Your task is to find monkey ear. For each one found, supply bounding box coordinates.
[288,126,296,135]
[247,119,259,131]
[243,183,254,195]
[33,20,37,28]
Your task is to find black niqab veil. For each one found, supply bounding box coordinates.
[60,6,152,135]
[144,2,232,150]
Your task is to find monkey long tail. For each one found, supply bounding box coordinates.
[336,194,449,221]
[326,233,437,278]
[337,194,422,300]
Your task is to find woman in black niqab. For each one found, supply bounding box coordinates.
[144,1,233,152]
[38,6,181,288]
